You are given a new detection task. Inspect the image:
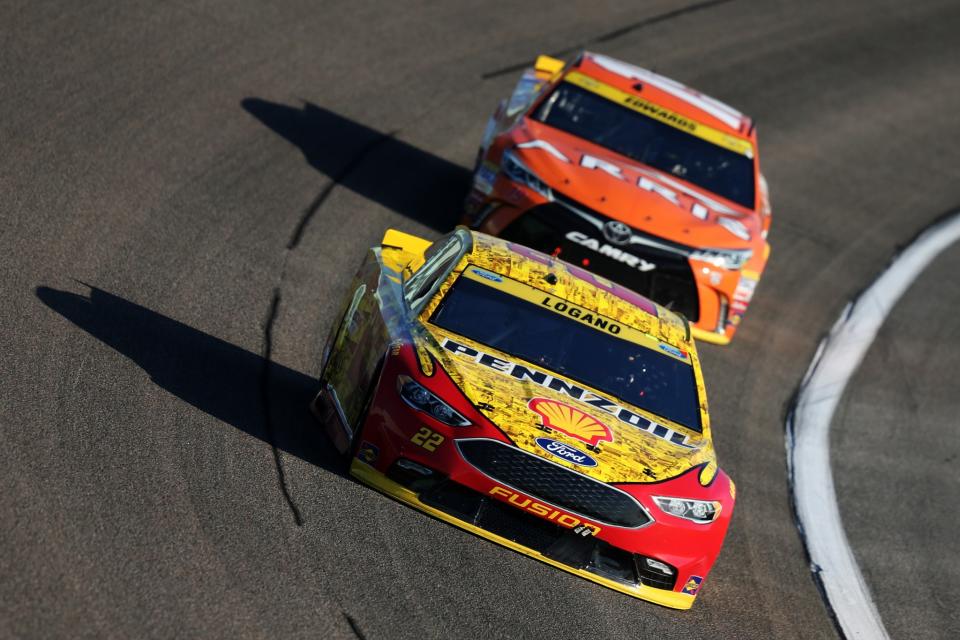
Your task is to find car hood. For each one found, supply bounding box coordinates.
[508,120,761,250]
[424,326,716,485]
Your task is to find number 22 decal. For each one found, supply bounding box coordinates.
[411,427,444,452]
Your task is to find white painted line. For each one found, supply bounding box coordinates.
[787,211,960,640]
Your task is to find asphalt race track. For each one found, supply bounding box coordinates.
[832,245,960,639]
[3,1,960,638]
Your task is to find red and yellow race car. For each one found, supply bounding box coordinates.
[463,52,772,344]
[312,227,735,609]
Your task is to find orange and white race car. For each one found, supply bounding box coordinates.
[463,52,772,344]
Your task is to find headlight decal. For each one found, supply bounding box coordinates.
[501,149,551,199]
[396,375,471,427]
[689,247,752,270]
[652,496,721,524]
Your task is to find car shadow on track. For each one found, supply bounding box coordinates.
[36,284,347,478]
[242,98,471,232]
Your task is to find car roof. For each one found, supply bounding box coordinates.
[574,52,753,138]
[460,229,693,350]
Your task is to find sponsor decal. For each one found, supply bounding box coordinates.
[729,276,758,323]
[470,267,503,283]
[682,575,704,596]
[658,343,687,360]
[578,153,730,220]
[636,167,735,216]
[530,399,612,447]
[473,161,498,195]
[535,436,598,466]
[580,153,624,180]
[539,294,624,333]
[415,341,434,376]
[358,441,379,465]
[590,53,745,130]
[516,139,570,163]
[732,276,757,304]
[389,339,403,356]
[441,338,692,447]
[410,427,444,452]
[622,94,697,132]
[565,70,754,157]
[489,486,601,534]
[565,231,657,272]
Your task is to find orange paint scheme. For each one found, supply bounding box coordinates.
[464,52,772,344]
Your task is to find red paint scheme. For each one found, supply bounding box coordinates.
[350,344,734,595]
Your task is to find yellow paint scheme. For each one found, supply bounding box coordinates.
[565,71,755,158]
[350,459,696,610]
[413,231,716,485]
[534,54,566,80]
[381,228,430,274]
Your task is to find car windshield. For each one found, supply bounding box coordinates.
[532,81,755,209]
[429,272,702,431]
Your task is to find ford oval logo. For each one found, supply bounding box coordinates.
[535,437,598,467]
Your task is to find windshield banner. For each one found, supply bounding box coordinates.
[460,266,690,364]
[564,71,754,158]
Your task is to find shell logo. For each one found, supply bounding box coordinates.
[527,397,613,446]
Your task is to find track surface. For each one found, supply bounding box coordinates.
[833,244,960,639]
[3,1,960,638]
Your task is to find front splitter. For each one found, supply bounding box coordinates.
[349,458,695,610]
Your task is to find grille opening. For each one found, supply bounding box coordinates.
[474,495,563,551]
[456,439,651,528]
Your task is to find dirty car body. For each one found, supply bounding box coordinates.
[312,227,735,609]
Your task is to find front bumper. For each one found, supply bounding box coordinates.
[348,355,733,609]
[351,458,696,609]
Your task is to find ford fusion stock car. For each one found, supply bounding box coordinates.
[312,227,735,608]
[464,52,772,344]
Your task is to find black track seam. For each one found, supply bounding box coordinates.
[344,614,367,639]
[287,131,397,250]
[260,289,304,526]
[259,130,397,525]
[481,0,736,79]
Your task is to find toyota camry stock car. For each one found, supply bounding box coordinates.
[311,227,735,609]
[463,52,772,345]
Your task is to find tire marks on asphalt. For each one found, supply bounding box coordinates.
[255,112,397,525]
[480,0,736,79]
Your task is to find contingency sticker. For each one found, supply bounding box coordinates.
[682,575,704,595]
